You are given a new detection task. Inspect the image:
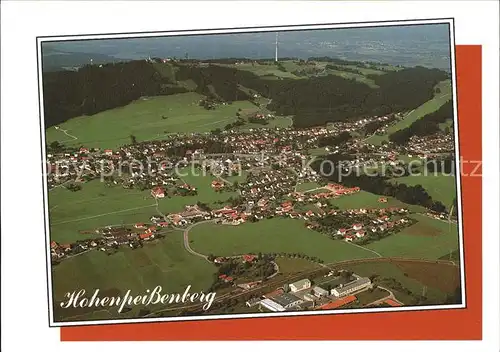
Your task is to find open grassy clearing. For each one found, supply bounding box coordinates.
[366,79,452,145]
[330,190,426,212]
[52,231,216,322]
[355,288,389,306]
[390,173,457,208]
[274,257,322,273]
[217,62,301,80]
[296,181,322,192]
[365,213,459,259]
[48,167,237,243]
[325,69,378,88]
[48,181,156,243]
[45,92,255,149]
[308,147,328,156]
[189,218,377,262]
[158,167,238,213]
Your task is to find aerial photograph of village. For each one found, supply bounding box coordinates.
[41,23,463,323]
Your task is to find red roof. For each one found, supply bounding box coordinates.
[219,274,227,279]
[50,241,58,249]
[152,187,164,194]
[384,299,402,307]
[139,233,153,240]
[242,254,256,262]
[159,222,169,227]
[318,295,356,310]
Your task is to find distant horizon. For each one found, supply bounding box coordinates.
[42,23,452,71]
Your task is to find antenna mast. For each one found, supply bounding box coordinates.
[275,33,279,62]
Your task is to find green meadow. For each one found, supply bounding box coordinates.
[45,92,255,149]
[330,190,426,212]
[365,214,459,259]
[52,231,216,322]
[188,218,377,262]
[390,174,457,208]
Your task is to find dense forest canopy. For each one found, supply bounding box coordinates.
[42,58,449,129]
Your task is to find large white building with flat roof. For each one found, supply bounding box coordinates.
[259,298,286,312]
[331,277,372,298]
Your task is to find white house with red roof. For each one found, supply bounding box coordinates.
[352,223,363,231]
[337,228,348,235]
[355,230,366,238]
[151,186,165,198]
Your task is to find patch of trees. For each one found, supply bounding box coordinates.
[248,116,269,125]
[389,100,453,145]
[64,182,82,192]
[317,131,352,147]
[364,116,396,135]
[43,60,188,127]
[224,117,246,130]
[325,64,362,74]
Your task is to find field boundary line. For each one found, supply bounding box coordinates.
[51,204,157,225]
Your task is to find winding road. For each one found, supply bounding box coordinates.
[54,126,78,141]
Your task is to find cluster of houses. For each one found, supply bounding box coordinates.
[407,133,455,155]
[50,223,162,261]
[304,206,412,241]
[47,111,418,191]
[247,272,375,312]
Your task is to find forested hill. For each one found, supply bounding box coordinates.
[42,59,449,129]
[42,61,188,127]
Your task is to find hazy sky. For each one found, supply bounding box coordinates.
[43,23,452,69]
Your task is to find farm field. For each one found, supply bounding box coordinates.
[52,231,217,322]
[189,218,377,263]
[365,214,459,260]
[366,79,452,145]
[45,92,256,149]
[330,190,427,212]
[48,181,156,243]
[339,261,458,305]
[48,167,237,243]
[296,181,322,192]
[390,174,457,207]
[324,69,378,88]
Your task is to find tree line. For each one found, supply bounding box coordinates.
[388,100,453,145]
